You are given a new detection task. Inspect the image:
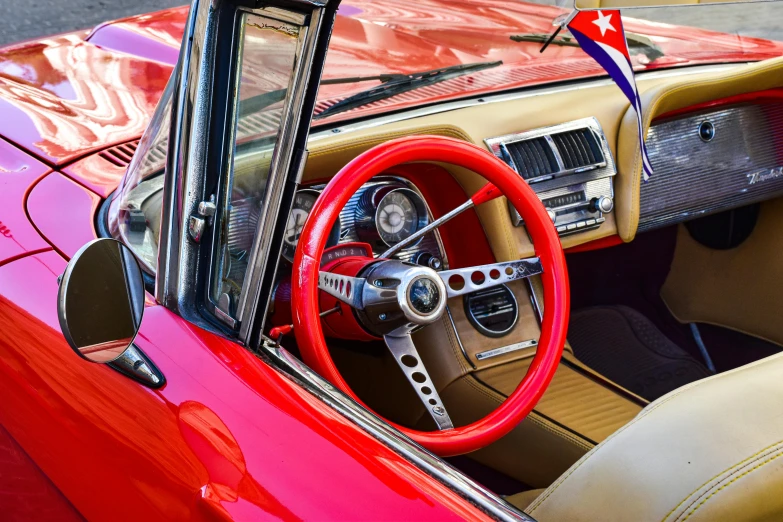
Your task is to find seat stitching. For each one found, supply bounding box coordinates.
[662,440,783,521]
[533,355,783,514]
[530,376,730,513]
[678,451,783,522]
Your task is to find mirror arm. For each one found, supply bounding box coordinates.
[107,344,166,389]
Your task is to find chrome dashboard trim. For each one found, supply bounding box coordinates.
[476,340,538,361]
[465,284,520,339]
[640,100,783,232]
[258,338,536,522]
[334,176,450,267]
[484,117,610,187]
[484,117,615,192]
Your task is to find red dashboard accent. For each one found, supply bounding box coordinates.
[565,234,624,254]
[386,164,495,268]
[654,88,783,121]
[292,135,569,456]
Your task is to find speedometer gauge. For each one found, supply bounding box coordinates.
[374,188,428,247]
[281,189,340,263]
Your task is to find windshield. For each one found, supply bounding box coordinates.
[310,0,783,124]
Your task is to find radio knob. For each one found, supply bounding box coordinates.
[589,196,614,214]
[546,209,557,223]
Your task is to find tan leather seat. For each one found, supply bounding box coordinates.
[510,352,783,521]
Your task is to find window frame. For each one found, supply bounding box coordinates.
[152,0,336,348]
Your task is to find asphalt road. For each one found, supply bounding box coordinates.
[0,1,780,47]
[0,1,185,46]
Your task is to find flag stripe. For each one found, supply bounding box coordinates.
[568,14,654,181]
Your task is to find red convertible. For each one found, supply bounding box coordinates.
[2,0,783,519]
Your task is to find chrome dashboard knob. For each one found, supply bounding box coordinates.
[546,209,557,223]
[590,196,614,214]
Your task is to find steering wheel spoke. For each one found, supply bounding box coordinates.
[318,271,366,309]
[438,257,543,298]
[384,332,453,430]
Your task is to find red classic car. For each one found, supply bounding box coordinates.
[2,0,783,520]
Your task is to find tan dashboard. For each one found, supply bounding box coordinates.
[303,55,783,260]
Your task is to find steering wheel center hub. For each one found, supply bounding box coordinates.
[356,260,448,336]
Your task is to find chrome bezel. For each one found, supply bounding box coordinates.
[375,187,430,248]
[404,274,446,320]
[281,188,342,263]
[464,284,519,338]
[485,116,615,192]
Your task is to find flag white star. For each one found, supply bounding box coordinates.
[592,11,616,37]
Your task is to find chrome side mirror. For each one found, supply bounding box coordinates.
[57,239,145,363]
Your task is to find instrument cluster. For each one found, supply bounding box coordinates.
[281,177,446,268]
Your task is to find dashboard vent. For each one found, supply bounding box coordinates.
[551,128,604,170]
[99,140,139,168]
[504,137,558,180]
[485,117,615,193]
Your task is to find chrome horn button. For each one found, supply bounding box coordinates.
[395,265,448,326]
[408,277,441,315]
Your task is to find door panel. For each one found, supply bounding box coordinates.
[0,251,485,520]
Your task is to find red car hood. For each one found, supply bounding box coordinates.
[0,0,781,166]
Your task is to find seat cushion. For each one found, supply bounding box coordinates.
[505,489,545,512]
[522,352,783,521]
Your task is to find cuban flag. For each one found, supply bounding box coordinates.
[568,10,653,181]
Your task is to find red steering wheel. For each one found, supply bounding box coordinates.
[292,135,569,456]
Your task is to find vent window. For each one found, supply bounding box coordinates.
[551,128,604,170]
[504,137,558,180]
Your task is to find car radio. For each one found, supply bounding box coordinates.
[485,117,616,236]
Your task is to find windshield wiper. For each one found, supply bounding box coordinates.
[511,32,664,62]
[236,71,431,118]
[314,61,503,120]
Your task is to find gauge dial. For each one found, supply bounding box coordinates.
[281,189,340,262]
[374,188,428,247]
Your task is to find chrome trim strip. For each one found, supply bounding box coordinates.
[258,338,536,522]
[155,0,202,309]
[307,64,742,143]
[476,340,538,361]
